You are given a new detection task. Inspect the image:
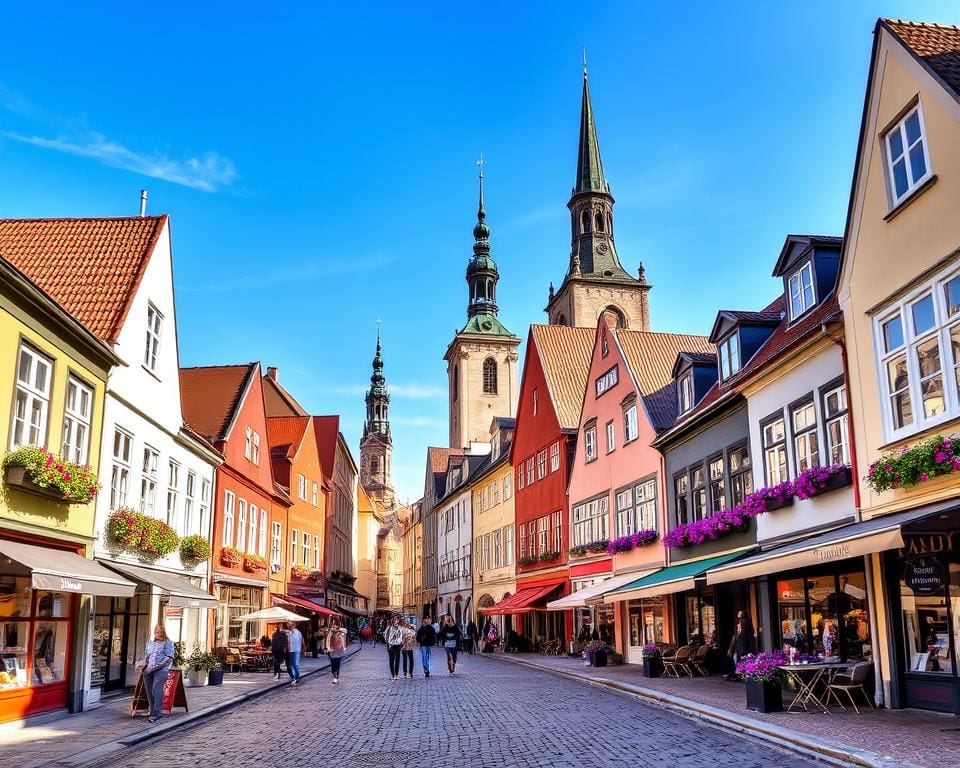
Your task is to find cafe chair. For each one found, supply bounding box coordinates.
[224,647,246,674]
[826,661,874,713]
[689,643,710,676]
[663,645,693,678]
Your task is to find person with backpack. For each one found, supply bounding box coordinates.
[326,617,347,684]
[416,616,437,678]
[437,614,463,676]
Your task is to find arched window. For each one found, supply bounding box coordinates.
[603,305,626,328]
[370,456,379,475]
[483,357,498,394]
[452,364,459,402]
[487,279,494,302]
[595,212,605,232]
[581,210,590,233]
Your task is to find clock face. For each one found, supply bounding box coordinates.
[596,242,609,255]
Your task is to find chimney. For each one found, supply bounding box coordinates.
[139,190,148,217]
[266,367,278,382]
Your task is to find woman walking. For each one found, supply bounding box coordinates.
[384,615,403,681]
[326,617,347,684]
[137,624,174,722]
[270,623,288,679]
[437,614,463,676]
[400,619,417,679]
[725,610,756,681]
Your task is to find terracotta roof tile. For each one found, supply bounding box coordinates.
[313,416,340,482]
[266,416,310,460]
[884,19,960,97]
[179,364,256,442]
[429,447,462,473]
[530,325,595,430]
[263,372,308,417]
[0,216,167,342]
[615,331,714,434]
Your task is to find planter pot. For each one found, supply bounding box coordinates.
[810,467,853,497]
[182,669,208,688]
[591,650,608,668]
[208,668,224,686]
[764,497,794,512]
[643,657,663,678]
[3,466,71,503]
[745,679,783,713]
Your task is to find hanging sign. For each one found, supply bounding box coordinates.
[904,556,946,596]
[130,669,189,717]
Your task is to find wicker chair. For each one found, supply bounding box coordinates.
[826,661,875,713]
[689,643,710,676]
[663,645,693,678]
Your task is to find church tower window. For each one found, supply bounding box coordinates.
[370,456,379,475]
[581,210,590,233]
[483,357,498,394]
[595,211,604,232]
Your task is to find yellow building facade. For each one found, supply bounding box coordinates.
[471,451,516,639]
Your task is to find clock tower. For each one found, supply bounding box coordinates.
[445,162,520,451]
[360,329,395,508]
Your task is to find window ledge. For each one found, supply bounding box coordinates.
[624,437,639,446]
[141,364,162,382]
[884,175,938,222]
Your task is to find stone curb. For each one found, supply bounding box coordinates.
[56,646,362,768]
[481,654,918,768]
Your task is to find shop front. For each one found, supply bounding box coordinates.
[0,536,136,721]
[214,578,266,648]
[481,580,565,650]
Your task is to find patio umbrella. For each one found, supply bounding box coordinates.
[237,606,310,622]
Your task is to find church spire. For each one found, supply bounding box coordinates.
[466,154,500,320]
[573,64,610,197]
[363,323,391,442]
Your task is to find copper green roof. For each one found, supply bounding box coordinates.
[573,72,610,197]
[459,312,517,337]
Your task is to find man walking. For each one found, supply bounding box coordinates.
[416,615,437,678]
[286,621,304,686]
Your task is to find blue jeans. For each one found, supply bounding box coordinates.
[144,667,169,718]
[287,650,301,681]
[420,645,431,674]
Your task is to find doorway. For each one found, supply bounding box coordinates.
[93,597,130,691]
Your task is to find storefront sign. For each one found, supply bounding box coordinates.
[904,557,946,596]
[901,533,959,557]
[814,543,851,561]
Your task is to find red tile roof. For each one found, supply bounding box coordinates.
[884,19,960,97]
[263,371,308,417]
[313,416,340,483]
[530,325,596,430]
[266,416,310,460]
[0,216,167,342]
[429,447,462,473]
[179,364,256,442]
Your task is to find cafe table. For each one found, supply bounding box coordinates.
[777,661,848,713]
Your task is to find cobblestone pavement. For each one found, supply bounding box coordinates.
[86,646,818,768]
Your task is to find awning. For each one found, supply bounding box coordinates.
[605,550,752,602]
[214,574,268,589]
[0,539,136,597]
[334,604,370,618]
[101,561,217,608]
[547,570,657,610]
[274,593,338,617]
[480,581,564,615]
[706,506,944,586]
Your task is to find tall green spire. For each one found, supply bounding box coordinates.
[573,65,610,197]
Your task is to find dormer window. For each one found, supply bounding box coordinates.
[718,332,741,381]
[788,262,816,319]
[595,365,618,397]
[678,372,694,414]
[884,103,931,207]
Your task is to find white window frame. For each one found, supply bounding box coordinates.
[144,303,163,372]
[616,479,657,537]
[312,481,319,507]
[873,263,960,441]
[248,504,258,554]
[623,402,638,443]
[223,491,235,548]
[290,527,299,565]
[271,521,282,568]
[244,426,252,460]
[572,496,609,546]
[595,365,618,397]
[788,262,816,320]
[762,417,789,486]
[259,508,267,556]
[302,531,310,566]
[678,372,693,414]
[166,460,180,526]
[584,425,597,462]
[11,344,52,449]
[605,420,615,453]
[822,383,850,465]
[110,428,133,510]
[536,449,547,480]
[791,400,819,473]
[504,473,512,500]
[236,499,247,552]
[883,102,932,207]
[505,525,514,565]
[252,431,260,465]
[549,441,560,472]
[526,457,534,485]
[718,331,741,381]
[62,375,93,464]
[184,471,196,534]
[140,445,159,517]
[200,479,210,536]
[298,473,308,500]
[313,534,320,569]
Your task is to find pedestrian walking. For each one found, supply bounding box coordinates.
[400,619,416,678]
[466,619,479,655]
[286,621,305,686]
[270,624,288,678]
[326,617,347,684]
[438,614,463,676]
[385,615,403,681]
[136,624,174,722]
[416,616,437,678]
[725,610,755,682]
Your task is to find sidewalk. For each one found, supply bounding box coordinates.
[0,648,358,768]
[481,653,958,768]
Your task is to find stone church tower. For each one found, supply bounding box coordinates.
[359,330,395,508]
[545,68,652,329]
[445,166,520,451]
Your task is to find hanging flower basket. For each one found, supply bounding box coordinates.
[107,507,179,558]
[753,482,795,512]
[793,464,852,499]
[3,446,100,503]
[868,435,960,493]
[180,535,211,562]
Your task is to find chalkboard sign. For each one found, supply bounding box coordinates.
[130,669,189,716]
[905,556,946,596]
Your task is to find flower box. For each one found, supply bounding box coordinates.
[745,679,783,713]
[643,656,663,678]
[567,546,588,558]
[180,535,211,562]
[220,547,242,568]
[868,435,960,493]
[108,507,179,558]
[3,445,100,504]
[4,466,70,502]
[763,496,793,512]
[243,553,268,573]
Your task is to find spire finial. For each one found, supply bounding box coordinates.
[476,153,485,221]
[583,47,588,79]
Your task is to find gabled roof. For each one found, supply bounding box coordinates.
[709,309,782,342]
[266,416,310,461]
[883,19,960,99]
[426,446,463,500]
[772,234,843,277]
[179,363,257,443]
[263,371,308,417]
[530,324,595,430]
[671,351,717,378]
[313,416,340,483]
[614,330,714,435]
[0,215,167,342]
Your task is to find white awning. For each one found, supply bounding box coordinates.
[547,571,656,610]
[101,561,217,609]
[0,539,136,597]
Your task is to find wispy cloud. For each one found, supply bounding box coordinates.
[0,82,47,121]
[2,130,237,193]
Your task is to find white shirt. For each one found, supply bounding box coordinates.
[287,627,304,653]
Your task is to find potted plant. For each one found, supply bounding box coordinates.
[793,464,852,499]
[180,534,211,563]
[221,546,242,568]
[567,545,588,557]
[243,553,268,573]
[736,652,785,713]
[642,644,663,678]
[183,646,218,687]
[586,540,610,554]
[584,640,608,667]
[3,445,100,503]
[518,556,536,566]
[290,565,311,580]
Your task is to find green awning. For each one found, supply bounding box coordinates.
[603,549,752,603]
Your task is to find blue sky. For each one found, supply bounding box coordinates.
[2,2,958,503]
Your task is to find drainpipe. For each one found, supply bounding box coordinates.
[822,319,884,706]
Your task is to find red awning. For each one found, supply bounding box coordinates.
[479,582,564,615]
[274,593,338,617]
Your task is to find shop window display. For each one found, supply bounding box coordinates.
[628,598,665,648]
[900,562,960,675]
[0,578,72,690]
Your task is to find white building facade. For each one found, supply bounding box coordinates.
[437,456,475,629]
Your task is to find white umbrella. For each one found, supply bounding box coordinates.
[237,606,310,622]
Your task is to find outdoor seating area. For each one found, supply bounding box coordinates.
[659,643,714,678]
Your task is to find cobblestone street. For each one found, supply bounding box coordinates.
[86,647,818,768]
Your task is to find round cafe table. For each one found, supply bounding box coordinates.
[777,662,849,713]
